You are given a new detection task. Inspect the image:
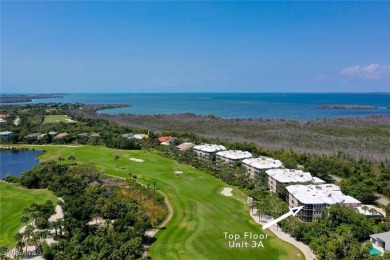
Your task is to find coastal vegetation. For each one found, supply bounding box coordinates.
[72,105,390,161]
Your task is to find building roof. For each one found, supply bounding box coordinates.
[286,184,361,205]
[355,207,383,217]
[25,133,41,138]
[193,144,226,153]
[0,119,7,123]
[267,169,312,184]
[0,114,8,119]
[176,142,195,151]
[133,134,149,140]
[54,132,69,138]
[78,132,89,137]
[312,177,326,184]
[49,131,58,136]
[158,136,173,142]
[90,133,100,137]
[216,150,252,160]
[0,131,12,136]
[121,133,133,138]
[370,231,390,251]
[243,156,283,169]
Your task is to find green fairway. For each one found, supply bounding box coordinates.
[19,145,304,259]
[0,181,57,248]
[43,115,69,124]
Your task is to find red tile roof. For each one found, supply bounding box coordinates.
[158,136,173,142]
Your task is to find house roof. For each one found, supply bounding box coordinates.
[243,157,283,170]
[133,134,149,140]
[158,136,173,142]
[25,133,41,138]
[355,207,383,217]
[266,169,312,184]
[216,150,252,160]
[176,142,195,151]
[193,144,226,153]
[370,231,390,251]
[121,133,133,138]
[286,184,361,205]
[54,132,69,138]
[0,131,12,136]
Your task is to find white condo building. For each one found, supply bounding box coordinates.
[193,144,226,158]
[266,169,319,193]
[286,184,361,222]
[243,157,283,178]
[216,150,252,165]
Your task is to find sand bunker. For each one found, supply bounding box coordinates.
[221,188,233,197]
[129,158,144,162]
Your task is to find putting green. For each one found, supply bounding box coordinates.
[0,181,57,248]
[13,145,304,259]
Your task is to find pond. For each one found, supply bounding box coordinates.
[0,150,43,178]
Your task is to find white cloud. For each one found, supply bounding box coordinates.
[340,64,390,80]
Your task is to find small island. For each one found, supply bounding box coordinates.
[317,104,378,109]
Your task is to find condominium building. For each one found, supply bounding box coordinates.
[286,184,361,222]
[193,144,226,159]
[216,150,252,165]
[266,169,313,193]
[242,157,283,178]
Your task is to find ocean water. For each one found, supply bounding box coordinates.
[25,93,390,120]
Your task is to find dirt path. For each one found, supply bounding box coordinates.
[250,209,316,260]
[143,190,174,257]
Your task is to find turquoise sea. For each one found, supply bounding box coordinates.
[24,93,390,120]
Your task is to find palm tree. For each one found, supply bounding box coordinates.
[21,215,29,226]
[114,155,119,168]
[67,155,76,165]
[32,232,40,255]
[0,246,8,259]
[23,225,34,254]
[57,157,65,165]
[369,208,378,216]
[51,221,58,237]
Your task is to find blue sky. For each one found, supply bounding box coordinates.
[1,1,389,93]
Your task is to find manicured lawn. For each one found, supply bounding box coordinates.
[0,182,57,248]
[18,145,304,259]
[43,115,69,124]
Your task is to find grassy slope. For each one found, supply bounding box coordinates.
[22,145,304,260]
[0,182,57,248]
